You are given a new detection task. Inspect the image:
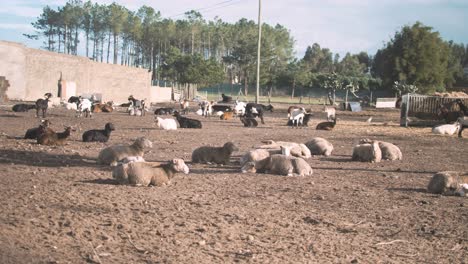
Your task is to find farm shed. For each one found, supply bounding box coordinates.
[400,94,468,127]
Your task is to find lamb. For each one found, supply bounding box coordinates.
[37,126,73,145]
[352,140,382,163]
[173,111,202,128]
[24,119,53,139]
[155,117,178,130]
[82,122,115,142]
[304,137,334,156]
[98,137,153,165]
[243,154,313,176]
[12,104,36,112]
[35,92,52,118]
[359,139,402,161]
[192,142,238,164]
[240,116,258,127]
[427,171,468,196]
[432,122,460,135]
[112,159,189,186]
[258,140,311,159]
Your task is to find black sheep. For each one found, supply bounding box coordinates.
[24,119,53,139]
[35,92,52,118]
[173,111,202,128]
[82,122,115,142]
[12,104,36,112]
[154,107,175,115]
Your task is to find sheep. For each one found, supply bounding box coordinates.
[432,122,460,135]
[37,126,73,145]
[12,104,36,112]
[304,137,334,156]
[240,116,258,127]
[316,117,336,130]
[24,119,53,139]
[154,107,175,115]
[192,142,238,165]
[220,111,234,120]
[173,111,202,129]
[427,171,468,196]
[35,92,52,118]
[82,123,115,142]
[352,140,382,163]
[112,159,189,186]
[359,139,402,161]
[98,137,153,165]
[77,98,93,118]
[262,154,313,176]
[155,117,178,130]
[323,106,336,121]
[239,148,283,172]
[258,140,311,159]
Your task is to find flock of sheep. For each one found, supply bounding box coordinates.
[10,92,468,197]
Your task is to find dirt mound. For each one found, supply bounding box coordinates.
[433,91,468,98]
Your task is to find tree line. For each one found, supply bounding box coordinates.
[26,0,468,99]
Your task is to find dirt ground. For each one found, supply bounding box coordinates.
[0,102,466,264]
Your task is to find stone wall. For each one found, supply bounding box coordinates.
[0,41,153,103]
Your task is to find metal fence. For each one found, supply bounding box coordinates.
[400,94,468,127]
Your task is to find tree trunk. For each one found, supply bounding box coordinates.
[107,31,111,63]
[244,71,248,96]
[86,31,89,58]
[74,26,79,55]
[113,34,118,64]
[345,89,349,107]
[291,78,296,99]
[191,29,194,55]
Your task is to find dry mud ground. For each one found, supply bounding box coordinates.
[0,103,466,264]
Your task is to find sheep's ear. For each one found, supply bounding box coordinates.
[172,159,178,164]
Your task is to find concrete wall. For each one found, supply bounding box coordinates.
[0,40,155,103]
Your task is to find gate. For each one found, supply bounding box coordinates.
[400,94,468,127]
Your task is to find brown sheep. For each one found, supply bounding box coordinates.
[192,142,238,164]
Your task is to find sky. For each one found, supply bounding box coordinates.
[1,0,467,58]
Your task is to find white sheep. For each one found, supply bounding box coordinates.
[240,148,282,173]
[98,137,153,165]
[304,137,334,156]
[265,154,313,176]
[154,117,178,130]
[432,122,460,135]
[427,171,468,196]
[258,140,311,159]
[112,159,189,186]
[352,140,382,163]
[359,139,402,161]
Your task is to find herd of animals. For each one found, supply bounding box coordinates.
[8,92,468,197]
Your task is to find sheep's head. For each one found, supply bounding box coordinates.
[241,162,256,173]
[135,137,153,149]
[105,122,115,131]
[223,142,239,153]
[172,158,189,174]
[40,119,51,127]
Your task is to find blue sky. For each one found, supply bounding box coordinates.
[1,0,467,58]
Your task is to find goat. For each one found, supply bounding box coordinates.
[77,98,93,118]
[24,119,53,139]
[154,107,175,115]
[199,100,213,117]
[245,103,274,124]
[192,142,238,164]
[220,111,234,120]
[37,126,73,145]
[173,111,202,129]
[128,95,146,116]
[240,116,258,127]
[458,117,468,138]
[155,117,178,130]
[316,117,337,130]
[288,107,307,128]
[234,101,247,116]
[35,92,52,118]
[455,99,468,115]
[98,137,153,165]
[82,123,115,142]
[287,113,312,127]
[180,99,190,114]
[212,105,232,112]
[437,101,464,124]
[112,159,189,186]
[432,122,460,136]
[12,104,36,112]
[323,106,336,121]
[221,93,233,103]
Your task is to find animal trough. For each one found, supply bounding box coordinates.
[400,94,468,127]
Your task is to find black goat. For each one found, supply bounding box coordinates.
[154,107,175,115]
[245,103,274,124]
[24,119,53,139]
[221,93,233,103]
[82,122,115,142]
[35,92,52,118]
[128,95,146,116]
[212,104,232,112]
[173,111,202,128]
[437,102,464,124]
[455,99,468,115]
[12,104,36,112]
[240,116,258,127]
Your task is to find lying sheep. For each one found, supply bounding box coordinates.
[243,154,312,176]
[304,137,333,156]
[112,159,189,186]
[258,140,311,159]
[98,137,153,165]
[155,117,178,130]
[432,122,460,135]
[239,148,283,173]
[359,139,402,161]
[427,171,468,196]
[192,142,238,164]
[352,140,382,163]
